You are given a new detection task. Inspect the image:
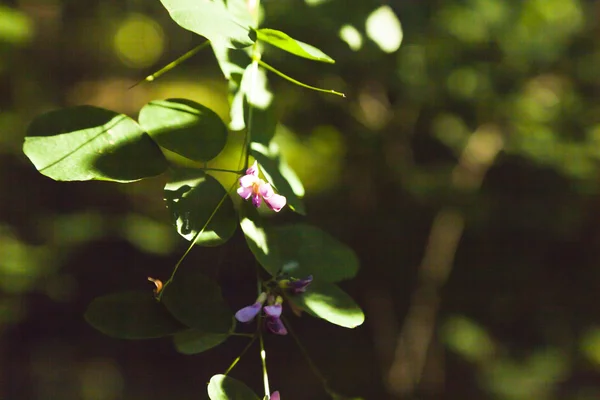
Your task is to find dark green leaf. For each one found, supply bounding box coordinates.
[240,211,359,282]
[23,106,167,182]
[250,142,305,215]
[159,0,254,49]
[255,28,335,63]
[290,282,364,328]
[208,375,260,400]
[164,168,237,246]
[84,291,184,339]
[246,101,277,145]
[173,329,230,354]
[139,98,227,162]
[161,267,233,333]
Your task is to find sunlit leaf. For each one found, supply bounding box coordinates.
[290,282,364,328]
[164,169,237,246]
[173,329,230,354]
[23,106,167,182]
[255,28,334,63]
[139,98,227,162]
[161,267,233,333]
[208,374,260,400]
[240,210,359,282]
[158,0,254,49]
[230,62,274,134]
[250,142,305,214]
[84,291,184,339]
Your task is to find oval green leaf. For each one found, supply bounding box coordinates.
[290,282,364,328]
[23,106,168,182]
[208,375,260,400]
[164,169,237,246]
[250,142,305,215]
[139,98,227,162]
[255,28,335,63]
[173,329,230,355]
[159,0,254,49]
[161,267,233,333]
[84,291,185,339]
[240,210,359,282]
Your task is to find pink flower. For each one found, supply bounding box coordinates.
[237,161,286,212]
[271,391,281,400]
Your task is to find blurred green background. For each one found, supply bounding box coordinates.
[3,0,600,399]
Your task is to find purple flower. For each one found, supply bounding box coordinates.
[271,391,281,400]
[235,292,267,323]
[289,275,313,294]
[263,303,282,318]
[264,296,286,335]
[279,275,313,294]
[237,161,286,212]
[266,315,287,335]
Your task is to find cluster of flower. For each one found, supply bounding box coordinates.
[235,275,313,335]
[237,161,286,212]
[236,162,306,399]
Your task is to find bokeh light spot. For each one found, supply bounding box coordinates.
[113,14,164,69]
[366,5,402,53]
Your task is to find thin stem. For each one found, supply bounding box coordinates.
[223,335,257,376]
[258,322,271,398]
[200,167,245,174]
[283,316,335,396]
[129,41,211,89]
[230,332,255,338]
[258,59,346,98]
[159,180,238,296]
[244,60,258,170]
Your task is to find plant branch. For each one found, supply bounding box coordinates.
[129,41,210,89]
[258,59,345,98]
[160,180,238,295]
[223,335,257,376]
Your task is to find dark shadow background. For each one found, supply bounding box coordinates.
[3,0,600,399]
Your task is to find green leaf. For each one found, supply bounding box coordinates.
[84,291,184,339]
[164,168,237,246]
[228,61,275,135]
[158,0,254,49]
[139,99,227,162]
[250,142,305,215]
[290,282,364,328]
[255,28,335,63]
[246,101,277,145]
[161,267,233,333]
[23,106,167,182]
[208,375,260,400]
[173,329,230,354]
[240,212,359,282]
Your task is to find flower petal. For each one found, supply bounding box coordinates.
[235,302,262,323]
[239,174,259,188]
[264,304,282,318]
[252,193,262,208]
[265,316,287,335]
[258,182,275,198]
[271,391,280,400]
[264,193,287,212]
[237,185,253,200]
[290,275,313,294]
[246,161,259,176]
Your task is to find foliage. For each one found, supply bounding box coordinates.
[20,0,364,399]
